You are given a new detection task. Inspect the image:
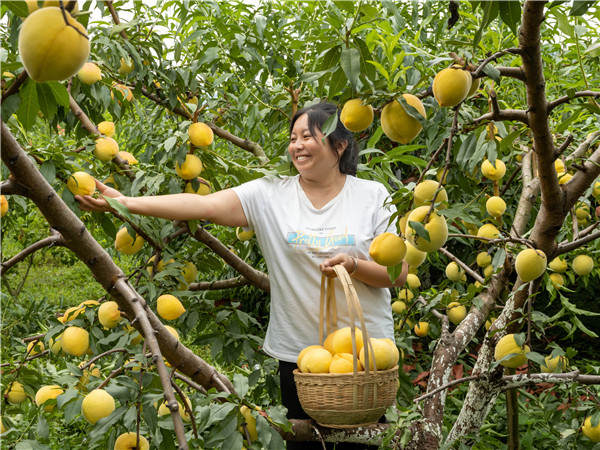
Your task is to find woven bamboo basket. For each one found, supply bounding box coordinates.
[294,264,398,428]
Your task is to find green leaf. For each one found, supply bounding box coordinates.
[571,315,598,338]
[321,113,338,139]
[298,71,328,83]
[396,95,427,128]
[2,1,29,17]
[36,414,49,440]
[340,47,361,91]
[233,373,249,398]
[355,37,377,80]
[513,332,526,347]
[556,110,582,134]
[396,155,427,166]
[40,160,56,184]
[198,46,219,67]
[104,196,134,220]
[319,45,341,71]
[526,351,547,366]
[110,18,140,36]
[36,83,58,121]
[408,220,430,244]
[552,10,574,38]
[16,79,40,130]
[63,397,83,424]
[456,133,477,169]
[367,60,390,81]
[569,0,596,16]
[163,136,178,152]
[255,15,266,39]
[560,294,600,317]
[45,81,70,108]
[492,248,506,268]
[387,263,404,283]
[89,406,128,439]
[56,388,79,410]
[498,0,522,36]
[473,1,499,49]
[578,103,600,115]
[255,414,286,450]
[328,67,347,98]
[484,140,498,163]
[205,410,239,447]
[1,92,20,121]
[336,1,355,14]
[15,441,51,450]
[584,42,600,57]
[482,64,501,84]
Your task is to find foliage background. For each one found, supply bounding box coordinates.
[1,0,600,449]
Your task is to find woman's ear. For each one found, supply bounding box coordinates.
[337,140,348,155]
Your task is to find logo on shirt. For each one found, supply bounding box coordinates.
[287,229,355,250]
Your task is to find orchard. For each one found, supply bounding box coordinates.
[1,1,600,449]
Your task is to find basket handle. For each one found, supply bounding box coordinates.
[319,265,378,377]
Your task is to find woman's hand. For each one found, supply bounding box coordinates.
[75,179,126,212]
[321,255,408,288]
[320,253,356,278]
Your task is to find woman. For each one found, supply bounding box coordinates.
[76,102,407,449]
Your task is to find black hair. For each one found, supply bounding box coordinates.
[289,102,359,176]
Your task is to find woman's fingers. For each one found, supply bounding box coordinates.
[320,254,353,277]
[74,194,108,211]
[96,179,121,198]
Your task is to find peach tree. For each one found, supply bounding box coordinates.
[1,1,600,448]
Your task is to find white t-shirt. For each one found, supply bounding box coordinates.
[232,174,396,363]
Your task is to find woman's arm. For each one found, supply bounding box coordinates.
[320,254,408,289]
[75,179,248,227]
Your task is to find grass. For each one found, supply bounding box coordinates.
[2,252,106,307]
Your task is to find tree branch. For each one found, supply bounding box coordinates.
[547,90,600,113]
[556,229,600,255]
[186,223,270,292]
[472,48,524,78]
[106,0,128,40]
[68,93,135,179]
[1,230,65,276]
[471,109,529,126]
[137,85,269,163]
[188,276,250,291]
[439,247,484,284]
[496,67,527,82]
[1,70,29,104]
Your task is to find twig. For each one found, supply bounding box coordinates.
[554,135,574,159]
[188,276,250,291]
[555,229,600,255]
[414,375,479,402]
[1,70,29,104]
[1,230,65,276]
[547,90,600,113]
[170,380,199,439]
[439,248,484,284]
[79,348,129,370]
[472,48,524,78]
[106,0,129,40]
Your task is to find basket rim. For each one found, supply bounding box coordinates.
[293,365,399,378]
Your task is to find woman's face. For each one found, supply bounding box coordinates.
[288,114,340,179]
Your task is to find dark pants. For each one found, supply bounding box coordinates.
[279,361,381,450]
